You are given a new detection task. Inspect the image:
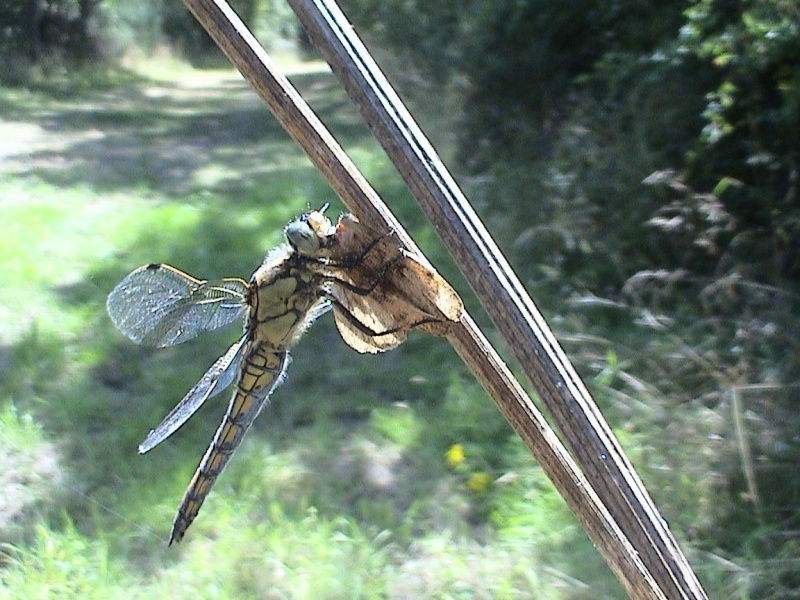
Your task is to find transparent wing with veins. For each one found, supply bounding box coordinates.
[138,334,248,454]
[106,263,249,348]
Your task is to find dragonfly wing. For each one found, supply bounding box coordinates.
[330,288,407,353]
[388,249,464,326]
[169,344,289,544]
[107,263,248,347]
[327,214,463,352]
[138,334,248,454]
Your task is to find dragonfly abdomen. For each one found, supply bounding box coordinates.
[237,344,288,398]
[169,344,289,544]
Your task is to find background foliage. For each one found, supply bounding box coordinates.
[342,1,800,596]
[2,0,799,598]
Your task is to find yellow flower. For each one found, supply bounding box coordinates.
[467,472,493,493]
[445,443,465,468]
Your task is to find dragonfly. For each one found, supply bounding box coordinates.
[107,207,463,544]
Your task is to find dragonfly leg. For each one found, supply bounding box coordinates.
[322,252,405,297]
[326,230,397,270]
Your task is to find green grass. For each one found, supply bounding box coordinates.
[0,61,636,599]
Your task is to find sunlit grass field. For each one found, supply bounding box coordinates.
[0,60,631,599]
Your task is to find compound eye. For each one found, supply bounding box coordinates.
[285,217,320,255]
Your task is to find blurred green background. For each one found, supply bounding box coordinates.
[2,1,799,598]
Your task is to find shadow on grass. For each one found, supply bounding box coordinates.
[2,68,381,199]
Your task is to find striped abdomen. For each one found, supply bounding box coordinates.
[169,343,288,544]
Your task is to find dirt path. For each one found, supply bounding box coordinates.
[0,64,339,197]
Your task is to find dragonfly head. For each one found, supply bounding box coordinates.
[285,209,336,256]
